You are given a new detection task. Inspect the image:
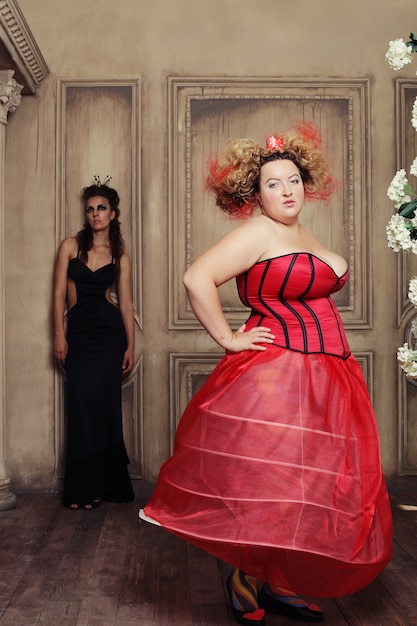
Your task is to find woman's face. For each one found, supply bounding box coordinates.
[85,195,115,232]
[257,159,304,224]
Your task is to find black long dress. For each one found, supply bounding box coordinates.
[63,256,134,507]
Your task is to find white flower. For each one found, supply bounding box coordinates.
[412,97,417,130]
[411,156,417,177]
[408,277,417,306]
[397,343,417,377]
[386,214,414,251]
[386,38,414,70]
[387,169,411,207]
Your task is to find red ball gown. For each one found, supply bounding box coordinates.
[142,253,392,597]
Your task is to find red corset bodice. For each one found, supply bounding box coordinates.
[237,253,350,358]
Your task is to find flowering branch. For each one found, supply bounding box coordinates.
[385,32,417,378]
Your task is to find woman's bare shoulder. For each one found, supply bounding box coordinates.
[227,213,272,241]
[58,236,77,257]
[120,250,131,265]
[60,236,77,248]
[238,213,269,229]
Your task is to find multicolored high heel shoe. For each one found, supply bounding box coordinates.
[258,586,324,622]
[226,572,266,625]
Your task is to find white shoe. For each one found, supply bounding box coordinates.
[138,508,161,526]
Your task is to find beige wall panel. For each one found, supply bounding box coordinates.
[170,79,370,329]
[57,80,142,300]
[54,80,144,479]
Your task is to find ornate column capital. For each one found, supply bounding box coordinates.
[0,70,22,124]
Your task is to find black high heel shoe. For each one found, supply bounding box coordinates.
[258,586,324,622]
[226,573,266,626]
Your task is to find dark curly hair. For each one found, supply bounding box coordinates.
[206,122,335,219]
[76,183,125,265]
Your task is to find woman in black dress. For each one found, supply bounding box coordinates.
[53,180,135,509]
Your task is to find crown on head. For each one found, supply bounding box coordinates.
[266,135,285,152]
[93,174,112,187]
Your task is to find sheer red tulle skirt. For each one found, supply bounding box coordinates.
[144,347,392,597]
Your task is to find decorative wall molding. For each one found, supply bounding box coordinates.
[0,68,21,123]
[398,312,417,474]
[0,0,49,94]
[55,78,143,327]
[395,80,417,326]
[353,351,374,404]
[395,80,417,474]
[168,77,372,330]
[169,353,221,452]
[54,78,144,478]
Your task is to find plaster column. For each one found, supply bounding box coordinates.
[0,70,22,511]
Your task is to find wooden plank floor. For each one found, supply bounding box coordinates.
[0,477,416,625]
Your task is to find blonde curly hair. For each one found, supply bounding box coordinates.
[206,122,334,219]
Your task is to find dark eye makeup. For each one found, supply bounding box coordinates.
[86,204,108,213]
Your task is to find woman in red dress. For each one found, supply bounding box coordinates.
[140,124,392,624]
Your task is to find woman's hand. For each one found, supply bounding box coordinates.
[225,324,275,353]
[122,346,135,374]
[54,335,68,363]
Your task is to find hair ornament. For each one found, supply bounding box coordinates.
[266,134,285,152]
[93,174,112,187]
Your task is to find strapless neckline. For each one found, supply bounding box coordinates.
[255,252,348,280]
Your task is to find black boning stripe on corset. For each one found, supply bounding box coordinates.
[297,255,325,352]
[277,254,308,352]
[258,259,289,347]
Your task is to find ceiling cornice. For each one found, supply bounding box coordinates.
[0,0,49,95]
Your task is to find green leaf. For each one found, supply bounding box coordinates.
[399,198,417,217]
[406,42,417,52]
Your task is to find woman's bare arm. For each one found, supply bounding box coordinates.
[183,220,275,352]
[53,238,76,362]
[117,252,135,373]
